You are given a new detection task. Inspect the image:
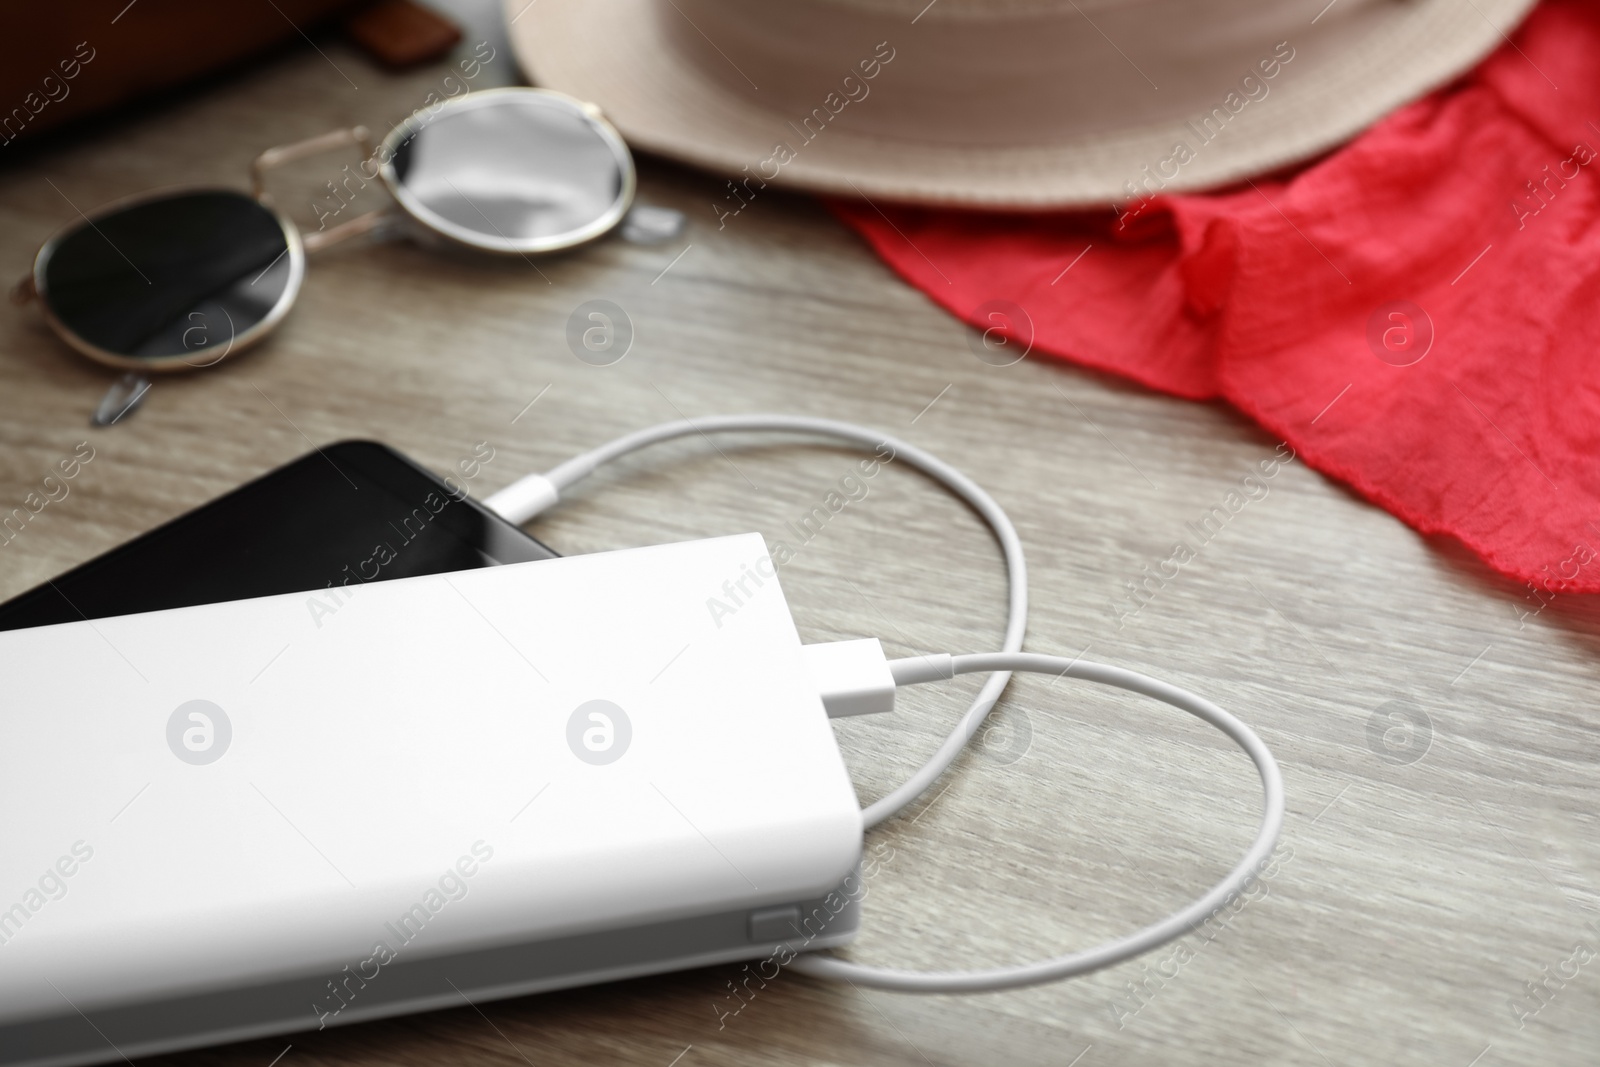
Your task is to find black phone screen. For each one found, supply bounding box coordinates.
[0,440,557,631]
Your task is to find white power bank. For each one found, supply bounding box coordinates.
[0,533,863,1067]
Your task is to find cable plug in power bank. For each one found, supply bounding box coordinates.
[0,533,864,1067]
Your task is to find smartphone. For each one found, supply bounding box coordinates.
[0,440,557,631]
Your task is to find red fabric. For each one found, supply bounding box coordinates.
[833,0,1600,596]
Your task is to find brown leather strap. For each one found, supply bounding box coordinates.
[344,0,463,69]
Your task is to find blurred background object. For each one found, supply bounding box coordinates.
[0,0,462,149]
[504,0,1538,205]
[345,0,462,68]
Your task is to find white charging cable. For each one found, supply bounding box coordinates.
[485,414,1028,828]
[791,649,1284,991]
[486,415,1284,993]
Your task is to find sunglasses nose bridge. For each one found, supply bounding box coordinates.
[251,125,377,204]
[251,125,397,254]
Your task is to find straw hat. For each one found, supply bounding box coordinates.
[505,0,1536,207]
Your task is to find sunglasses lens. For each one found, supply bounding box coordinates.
[38,190,297,366]
[385,91,633,254]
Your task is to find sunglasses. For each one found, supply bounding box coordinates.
[13,88,669,425]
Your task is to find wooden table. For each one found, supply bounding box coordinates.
[1,13,1595,1067]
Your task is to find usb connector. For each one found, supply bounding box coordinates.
[801,638,896,718]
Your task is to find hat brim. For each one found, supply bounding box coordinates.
[505,0,1537,207]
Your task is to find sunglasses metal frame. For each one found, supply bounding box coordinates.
[375,87,637,257]
[13,88,636,375]
[17,185,307,374]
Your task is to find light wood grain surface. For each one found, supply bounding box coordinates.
[1,11,1597,1067]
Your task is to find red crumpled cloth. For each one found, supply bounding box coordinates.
[834,0,1600,596]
